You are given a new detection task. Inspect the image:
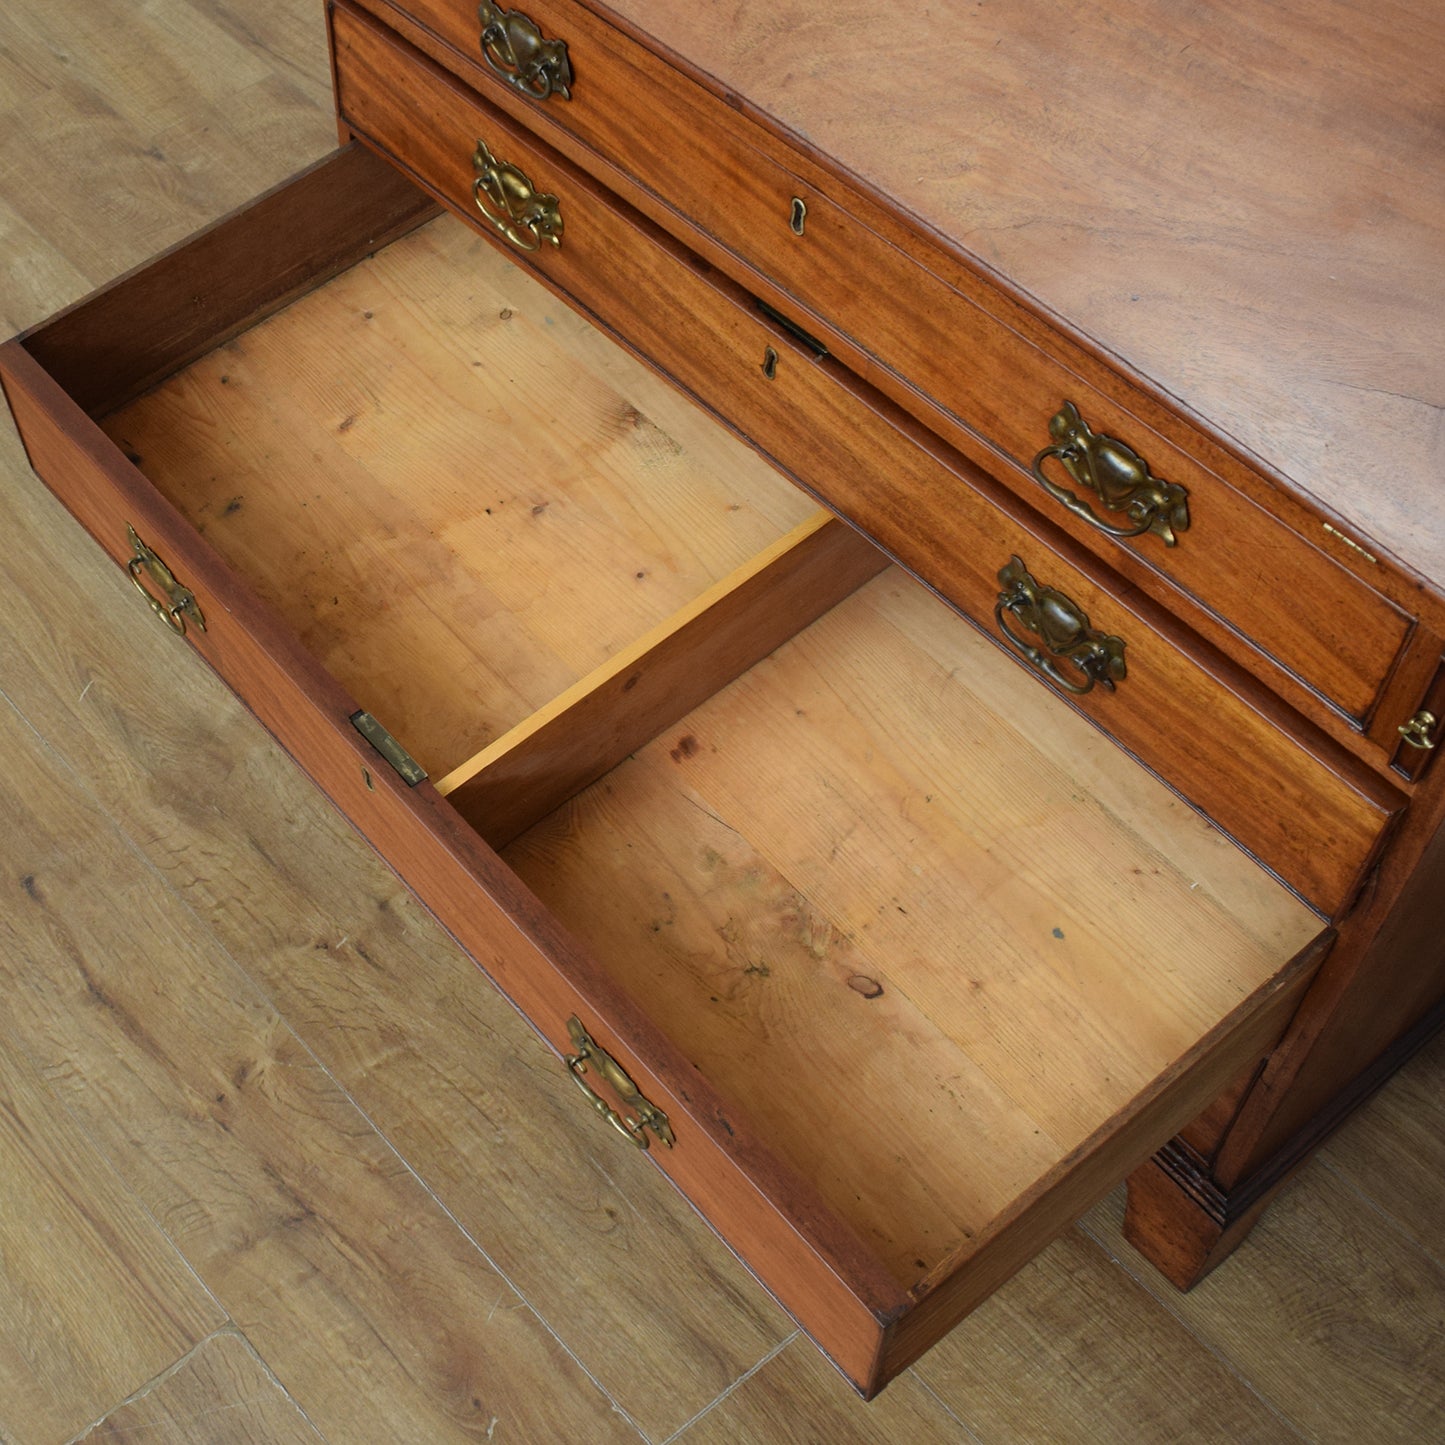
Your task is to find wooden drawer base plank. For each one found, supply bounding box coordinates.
[875,931,1330,1390]
[437,510,888,846]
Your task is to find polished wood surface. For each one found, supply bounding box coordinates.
[99,210,815,776]
[1,457,1441,1435]
[1,0,1443,1414]
[9,158,1348,1386]
[364,0,1422,735]
[593,0,1445,592]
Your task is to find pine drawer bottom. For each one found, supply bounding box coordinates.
[1,146,1328,1395]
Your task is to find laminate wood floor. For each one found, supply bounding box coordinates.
[1,3,1440,1441]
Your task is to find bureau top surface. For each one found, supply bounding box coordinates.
[596,0,1444,585]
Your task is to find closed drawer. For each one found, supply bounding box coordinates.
[354,0,1416,740]
[330,2,1400,916]
[2,136,1340,1394]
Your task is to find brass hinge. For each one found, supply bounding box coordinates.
[350,711,427,785]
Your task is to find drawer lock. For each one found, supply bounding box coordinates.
[472,140,564,252]
[1398,710,1438,750]
[1032,402,1190,547]
[995,556,1127,696]
[126,525,206,636]
[477,3,573,102]
[565,1016,675,1150]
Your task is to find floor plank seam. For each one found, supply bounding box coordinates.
[63,1326,242,1445]
[653,1331,799,1444]
[226,1326,330,1442]
[332,1089,654,1442]
[0,683,645,1440]
[0,991,234,1430]
[909,1373,988,1444]
[1072,1218,1314,1443]
[1314,1154,1445,1275]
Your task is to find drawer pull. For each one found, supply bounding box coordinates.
[126,525,206,636]
[1032,402,1190,548]
[995,556,1126,695]
[477,3,573,102]
[472,140,564,252]
[1398,710,1438,750]
[565,1016,675,1150]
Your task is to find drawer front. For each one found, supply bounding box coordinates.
[353,0,1414,736]
[0,332,900,1392]
[332,3,1401,917]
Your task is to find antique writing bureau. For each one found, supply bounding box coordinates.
[3,0,1442,1397]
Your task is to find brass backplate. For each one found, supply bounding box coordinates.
[478,3,573,102]
[995,555,1127,695]
[1032,401,1189,547]
[126,524,206,635]
[564,1015,674,1150]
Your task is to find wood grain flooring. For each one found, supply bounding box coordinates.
[1,3,1441,1442]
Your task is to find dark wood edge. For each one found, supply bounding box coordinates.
[1123,985,1445,1291]
[1211,984,1445,1226]
[1219,982,1445,1219]
[17,143,440,418]
[865,928,1332,1393]
[444,515,889,848]
[1,333,910,1382]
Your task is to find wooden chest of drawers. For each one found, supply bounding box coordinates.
[4,0,1442,1397]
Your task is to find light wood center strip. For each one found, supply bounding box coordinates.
[436,511,888,846]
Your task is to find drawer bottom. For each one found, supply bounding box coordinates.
[3,155,1327,1393]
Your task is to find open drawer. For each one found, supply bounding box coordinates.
[1,145,1331,1396]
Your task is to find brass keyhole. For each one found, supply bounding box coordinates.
[789,196,807,236]
[761,346,778,380]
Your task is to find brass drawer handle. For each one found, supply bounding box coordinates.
[564,1016,675,1150]
[1032,402,1190,547]
[478,3,573,102]
[472,139,563,252]
[995,555,1126,695]
[1399,710,1438,750]
[126,525,205,636]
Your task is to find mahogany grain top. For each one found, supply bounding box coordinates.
[598,0,1445,585]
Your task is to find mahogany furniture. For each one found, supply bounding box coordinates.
[4,0,1441,1397]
